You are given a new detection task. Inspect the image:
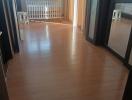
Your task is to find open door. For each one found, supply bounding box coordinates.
[107,2,132,62]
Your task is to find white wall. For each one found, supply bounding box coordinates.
[116,3,132,15]
[68,0,86,30]
[68,0,74,22]
[77,0,86,31]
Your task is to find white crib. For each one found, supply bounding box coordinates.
[26,0,64,20]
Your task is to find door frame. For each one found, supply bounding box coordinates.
[85,0,113,45]
[125,28,132,69]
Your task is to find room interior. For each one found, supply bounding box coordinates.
[18,0,86,31]
[0,0,132,100]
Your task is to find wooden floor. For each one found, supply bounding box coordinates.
[7,22,128,100]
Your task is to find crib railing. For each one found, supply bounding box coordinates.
[26,0,64,20]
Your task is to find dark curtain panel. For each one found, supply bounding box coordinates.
[4,0,16,52]
[0,0,13,64]
[16,0,22,11]
[95,0,111,45]
[8,0,20,53]
[85,0,112,45]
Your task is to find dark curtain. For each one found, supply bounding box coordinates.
[0,0,13,64]
[16,0,22,11]
[8,0,20,53]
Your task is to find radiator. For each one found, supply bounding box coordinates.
[26,0,64,20]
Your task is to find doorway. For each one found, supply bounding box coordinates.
[17,0,70,23]
[106,1,132,68]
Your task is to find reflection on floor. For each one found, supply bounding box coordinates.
[7,22,128,100]
[108,18,132,58]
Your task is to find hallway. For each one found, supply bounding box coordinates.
[7,22,128,100]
